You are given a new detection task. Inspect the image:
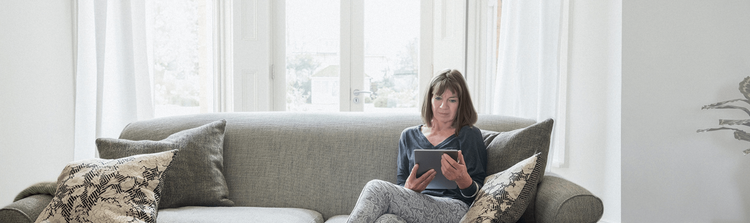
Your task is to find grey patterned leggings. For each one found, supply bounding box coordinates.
[346,180,469,223]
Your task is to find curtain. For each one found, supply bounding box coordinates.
[491,0,566,166]
[74,0,154,160]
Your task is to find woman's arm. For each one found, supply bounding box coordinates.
[444,126,487,196]
[397,127,438,193]
[396,130,411,186]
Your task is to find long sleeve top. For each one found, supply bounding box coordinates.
[396,124,488,205]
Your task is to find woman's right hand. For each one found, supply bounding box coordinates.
[404,164,436,193]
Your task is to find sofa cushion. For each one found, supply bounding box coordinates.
[156,206,324,223]
[481,118,553,223]
[461,153,542,223]
[97,119,233,208]
[324,215,350,223]
[35,150,178,223]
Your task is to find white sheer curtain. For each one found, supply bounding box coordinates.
[74,0,154,160]
[491,0,567,166]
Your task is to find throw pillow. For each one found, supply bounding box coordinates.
[35,150,178,223]
[460,153,542,223]
[96,119,234,208]
[481,118,553,222]
[482,118,553,175]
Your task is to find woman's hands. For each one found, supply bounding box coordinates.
[404,164,435,193]
[442,151,473,189]
[406,151,473,192]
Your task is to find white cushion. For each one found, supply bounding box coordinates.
[157,206,324,223]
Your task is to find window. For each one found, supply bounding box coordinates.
[150,0,215,118]
[281,0,422,112]
[143,0,443,114]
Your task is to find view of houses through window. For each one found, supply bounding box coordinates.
[150,0,422,115]
[285,0,420,112]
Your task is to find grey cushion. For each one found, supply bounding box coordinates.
[97,120,233,208]
[481,119,554,223]
[156,206,324,223]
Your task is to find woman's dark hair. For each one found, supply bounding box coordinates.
[421,69,478,134]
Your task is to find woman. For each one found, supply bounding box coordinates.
[347,69,487,223]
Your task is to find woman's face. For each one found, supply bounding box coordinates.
[431,89,459,125]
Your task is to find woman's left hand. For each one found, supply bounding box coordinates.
[441,151,473,189]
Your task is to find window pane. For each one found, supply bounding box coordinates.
[286,0,340,112]
[363,0,420,113]
[151,0,213,118]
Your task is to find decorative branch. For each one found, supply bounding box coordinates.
[697,127,750,142]
[701,99,750,116]
[698,76,750,156]
[718,119,750,127]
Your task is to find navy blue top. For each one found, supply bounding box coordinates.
[396,125,488,205]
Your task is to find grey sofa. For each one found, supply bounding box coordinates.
[1,112,603,223]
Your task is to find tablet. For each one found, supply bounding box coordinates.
[414,149,459,189]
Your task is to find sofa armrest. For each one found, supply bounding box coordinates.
[534,174,603,223]
[0,194,53,223]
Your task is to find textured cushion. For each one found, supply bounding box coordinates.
[35,150,178,223]
[156,206,324,223]
[460,153,542,223]
[481,118,553,223]
[97,120,233,208]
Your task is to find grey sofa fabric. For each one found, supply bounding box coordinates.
[535,174,604,223]
[117,113,537,220]
[0,194,52,223]
[2,112,604,223]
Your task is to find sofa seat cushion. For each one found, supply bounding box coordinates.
[324,215,349,223]
[156,206,324,223]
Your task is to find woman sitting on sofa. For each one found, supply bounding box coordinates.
[347,69,487,223]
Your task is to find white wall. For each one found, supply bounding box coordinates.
[623,0,750,222]
[550,1,622,222]
[0,0,75,206]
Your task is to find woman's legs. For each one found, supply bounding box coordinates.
[347,180,469,223]
[374,214,407,223]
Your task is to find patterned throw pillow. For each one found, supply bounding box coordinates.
[96,120,234,208]
[481,119,553,222]
[35,150,178,223]
[460,153,542,223]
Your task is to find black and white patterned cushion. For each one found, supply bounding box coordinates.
[35,150,178,223]
[480,119,553,222]
[460,153,542,223]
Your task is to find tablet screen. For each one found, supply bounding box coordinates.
[414,149,459,189]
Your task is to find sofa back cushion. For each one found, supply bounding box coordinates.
[118,112,535,219]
